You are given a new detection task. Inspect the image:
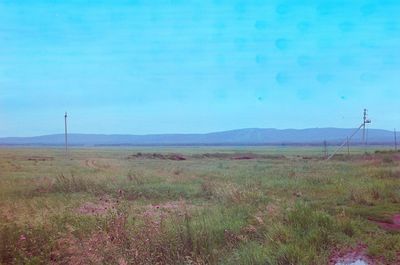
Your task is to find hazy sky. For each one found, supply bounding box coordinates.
[1,0,399,136]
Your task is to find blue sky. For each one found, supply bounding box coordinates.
[0,0,399,136]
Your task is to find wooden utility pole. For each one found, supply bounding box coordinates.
[347,137,350,157]
[395,128,398,151]
[64,112,68,154]
[363,109,367,143]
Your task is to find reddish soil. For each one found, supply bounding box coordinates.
[369,214,400,231]
[329,244,373,265]
[359,152,400,165]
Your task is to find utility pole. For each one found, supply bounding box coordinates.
[347,136,350,157]
[327,109,371,161]
[395,128,398,151]
[64,112,68,154]
[363,109,367,143]
[362,109,371,145]
[323,140,328,158]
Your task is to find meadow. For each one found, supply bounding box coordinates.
[0,147,399,265]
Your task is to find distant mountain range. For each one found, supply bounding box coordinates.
[0,128,396,146]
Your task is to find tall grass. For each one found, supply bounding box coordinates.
[1,148,400,264]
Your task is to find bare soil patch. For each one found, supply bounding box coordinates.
[84,158,113,169]
[193,153,286,160]
[329,244,375,265]
[127,153,186,161]
[141,200,197,221]
[26,156,54,162]
[143,201,185,217]
[127,152,286,161]
[76,196,117,216]
[369,214,400,232]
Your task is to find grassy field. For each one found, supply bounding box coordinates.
[0,147,399,264]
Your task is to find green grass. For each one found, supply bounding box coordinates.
[0,147,399,264]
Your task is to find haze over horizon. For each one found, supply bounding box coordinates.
[0,126,393,139]
[1,0,399,137]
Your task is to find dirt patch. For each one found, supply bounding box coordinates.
[127,153,186,161]
[266,203,280,217]
[357,152,400,165]
[369,214,400,231]
[141,200,198,221]
[76,196,117,216]
[84,159,113,170]
[26,156,54,162]
[232,155,255,160]
[143,201,185,217]
[192,153,285,160]
[329,244,374,265]
[85,159,101,169]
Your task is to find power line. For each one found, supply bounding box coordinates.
[327,109,371,160]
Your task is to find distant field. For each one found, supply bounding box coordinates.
[0,147,399,264]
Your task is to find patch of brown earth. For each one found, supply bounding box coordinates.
[76,196,117,216]
[369,214,400,231]
[26,156,54,162]
[143,201,187,218]
[192,153,286,160]
[85,159,98,169]
[141,200,200,224]
[0,207,15,222]
[232,155,255,160]
[224,229,245,246]
[329,244,374,265]
[127,153,186,161]
[359,152,400,165]
[266,203,280,217]
[84,159,114,170]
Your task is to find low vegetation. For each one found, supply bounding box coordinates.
[0,147,399,264]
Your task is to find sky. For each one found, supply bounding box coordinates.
[0,0,399,137]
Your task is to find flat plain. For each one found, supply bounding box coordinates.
[0,147,399,264]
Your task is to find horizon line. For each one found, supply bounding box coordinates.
[0,126,392,139]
